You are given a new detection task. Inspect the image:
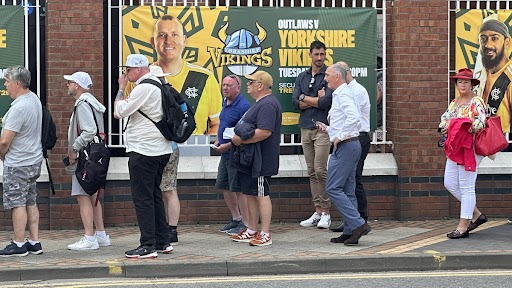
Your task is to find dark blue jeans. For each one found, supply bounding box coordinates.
[326,140,365,234]
[128,152,170,247]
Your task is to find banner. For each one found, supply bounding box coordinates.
[0,6,24,129]
[122,6,377,134]
[455,10,512,133]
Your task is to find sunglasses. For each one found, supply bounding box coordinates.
[67,80,76,85]
[247,80,261,86]
[309,76,315,88]
[122,67,135,74]
[227,74,240,86]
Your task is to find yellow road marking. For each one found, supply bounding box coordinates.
[377,221,506,254]
[5,270,512,288]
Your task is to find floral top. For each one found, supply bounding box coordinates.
[439,96,487,132]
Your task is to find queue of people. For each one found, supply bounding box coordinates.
[0,21,509,259]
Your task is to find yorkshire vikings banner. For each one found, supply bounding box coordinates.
[455,10,512,133]
[122,6,377,134]
[0,6,24,129]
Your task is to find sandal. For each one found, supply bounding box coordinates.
[467,213,487,232]
[447,229,469,239]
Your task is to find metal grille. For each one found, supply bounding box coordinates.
[107,0,389,151]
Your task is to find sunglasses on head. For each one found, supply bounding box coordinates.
[227,74,240,85]
[309,76,315,88]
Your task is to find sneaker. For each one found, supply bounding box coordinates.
[169,230,178,244]
[230,229,257,243]
[300,212,321,227]
[226,223,247,236]
[156,243,174,254]
[23,241,43,255]
[125,245,157,259]
[95,234,111,247]
[67,236,100,251]
[250,233,272,246]
[508,217,512,224]
[317,213,331,229]
[220,219,242,232]
[0,242,28,257]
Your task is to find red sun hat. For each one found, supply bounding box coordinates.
[450,68,480,86]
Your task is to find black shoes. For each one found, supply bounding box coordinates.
[0,242,29,257]
[330,234,352,244]
[330,222,344,232]
[125,245,158,259]
[344,223,371,246]
[23,241,43,255]
[467,214,487,232]
[447,229,469,239]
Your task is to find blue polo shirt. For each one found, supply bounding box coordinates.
[218,93,251,158]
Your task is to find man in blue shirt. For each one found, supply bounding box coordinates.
[214,75,251,236]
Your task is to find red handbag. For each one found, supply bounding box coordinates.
[475,116,508,156]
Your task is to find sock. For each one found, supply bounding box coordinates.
[96,231,107,238]
[246,229,256,235]
[260,231,270,237]
[28,239,39,245]
[13,240,25,248]
[85,234,96,242]
[233,216,242,222]
[169,225,177,232]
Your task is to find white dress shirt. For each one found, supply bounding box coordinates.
[328,83,361,143]
[115,73,173,156]
[348,79,371,133]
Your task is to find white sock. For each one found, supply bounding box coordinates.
[260,231,270,237]
[13,240,25,248]
[85,234,96,242]
[233,216,242,222]
[28,239,39,245]
[246,229,256,234]
[96,231,107,238]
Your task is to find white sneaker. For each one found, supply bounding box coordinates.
[300,212,321,227]
[67,236,99,250]
[95,233,111,247]
[317,213,331,229]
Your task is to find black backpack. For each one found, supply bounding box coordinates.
[41,105,57,195]
[75,101,110,196]
[138,79,196,143]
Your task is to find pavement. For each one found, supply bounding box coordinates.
[0,219,511,281]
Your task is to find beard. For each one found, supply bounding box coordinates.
[482,45,506,70]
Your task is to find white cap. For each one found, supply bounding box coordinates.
[63,72,92,89]
[149,65,172,77]
[121,54,149,67]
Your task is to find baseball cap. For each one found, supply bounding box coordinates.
[245,70,273,89]
[120,54,149,67]
[63,71,92,89]
[149,65,172,77]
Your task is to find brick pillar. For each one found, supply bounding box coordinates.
[387,0,450,219]
[45,1,104,228]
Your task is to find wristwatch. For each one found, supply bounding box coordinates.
[299,94,306,101]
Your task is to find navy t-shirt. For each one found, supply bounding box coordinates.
[240,94,282,176]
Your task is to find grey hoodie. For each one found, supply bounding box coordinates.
[66,92,106,175]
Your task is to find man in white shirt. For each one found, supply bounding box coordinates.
[323,63,371,246]
[331,62,371,232]
[115,54,174,258]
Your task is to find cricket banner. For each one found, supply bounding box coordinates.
[455,10,512,132]
[0,6,24,129]
[122,6,377,133]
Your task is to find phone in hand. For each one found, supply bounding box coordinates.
[62,157,70,167]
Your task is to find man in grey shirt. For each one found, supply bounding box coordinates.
[0,66,44,257]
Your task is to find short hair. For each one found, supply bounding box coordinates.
[310,40,326,52]
[331,63,347,81]
[224,74,241,87]
[153,15,183,37]
[4,66,31,89]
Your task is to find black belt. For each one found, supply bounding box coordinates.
[359,131,369,135]
[334,137,359,147]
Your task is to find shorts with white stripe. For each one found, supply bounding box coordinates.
[238,172,270,197]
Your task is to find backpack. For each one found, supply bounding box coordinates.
[75,101,110,196]
[41,106,57,158]
[138,79,196,143]
[41,105,57,195]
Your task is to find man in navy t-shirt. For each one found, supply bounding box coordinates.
[230,71,282,246]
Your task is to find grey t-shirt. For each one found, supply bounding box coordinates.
[2,91,43,167]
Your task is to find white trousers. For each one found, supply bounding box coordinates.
[443,155,484,219]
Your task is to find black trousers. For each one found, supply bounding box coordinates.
[355,132,370,221]
[128,152,171,247]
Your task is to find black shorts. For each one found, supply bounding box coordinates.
[238,172,270,197]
